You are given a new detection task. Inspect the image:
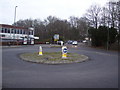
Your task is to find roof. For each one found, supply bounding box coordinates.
[0,24,32,30]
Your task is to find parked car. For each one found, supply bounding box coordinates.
[57,41,64,45]
[67,40,73,44]
[82,40,87,43]
[72,41,78,45]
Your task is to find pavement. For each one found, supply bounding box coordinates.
[2,44,118,88]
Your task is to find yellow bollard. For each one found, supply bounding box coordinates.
[39,46,43,55]
[62,53,67,58]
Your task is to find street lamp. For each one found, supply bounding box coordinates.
[13,6,18,45]
[14,6,18,25]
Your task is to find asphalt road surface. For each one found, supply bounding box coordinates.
[2,44,118,88]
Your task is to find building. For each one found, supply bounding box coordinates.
[0,24,39,45]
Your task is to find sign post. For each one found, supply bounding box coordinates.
[39,46,43,55]
[62,46,67,59]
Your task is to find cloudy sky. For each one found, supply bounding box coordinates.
[0,0,109,25]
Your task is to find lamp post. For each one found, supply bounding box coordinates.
[13,6,18,45]
[14,6,18,25]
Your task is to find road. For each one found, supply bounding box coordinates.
[2,44,118,88]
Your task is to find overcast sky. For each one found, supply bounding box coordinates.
[0,0,109,25]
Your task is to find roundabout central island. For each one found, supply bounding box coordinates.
[19,52,89,65]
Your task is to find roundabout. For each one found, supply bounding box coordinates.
[19,52,89,65]
[2,45,118,88]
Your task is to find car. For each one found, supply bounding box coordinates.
[72,41,78,45]
[67,40,73,44]
[82,40,87,43]
[57,41,64,45]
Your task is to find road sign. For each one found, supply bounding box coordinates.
[63,48,67,53]
[54,34,59,41]
[62,46,67,59]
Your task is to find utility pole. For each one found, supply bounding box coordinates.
[117,1,120,52]
[107,2,110,50]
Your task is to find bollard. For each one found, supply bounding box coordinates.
[39,46,43,55]
[62,46,67,59]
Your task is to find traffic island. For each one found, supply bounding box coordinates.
[19,52,89,65]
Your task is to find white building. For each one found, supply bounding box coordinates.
[0,24,39,45]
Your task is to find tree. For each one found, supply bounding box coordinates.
[88,27,98,46]
[78,17,90,39]
[14,18,34,28]
[100,7,109,26]
[88,26,117,47]
[109,27,118,45]
[108,1,118,28]
[101,1,119,29]
[85,4,101,29]
[69,16,89,40]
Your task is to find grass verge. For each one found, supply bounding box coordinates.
[19,52,89,65]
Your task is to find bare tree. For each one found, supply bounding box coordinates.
[69,16,90,40]
[109,1,118,28]
[69,16,79,27]
[85,4,101,29]
[100,6,109,26]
